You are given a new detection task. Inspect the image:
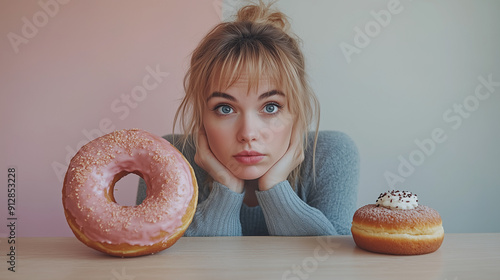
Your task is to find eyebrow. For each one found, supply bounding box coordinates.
[207,90,285,102]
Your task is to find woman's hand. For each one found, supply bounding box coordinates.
[194,127,245,193]
[258,128,305,191]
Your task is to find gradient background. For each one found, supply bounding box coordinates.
[1,0,499,237]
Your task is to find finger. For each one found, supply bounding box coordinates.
[288,126,304,161]
[197,126,208,147]
[194,127,211,169]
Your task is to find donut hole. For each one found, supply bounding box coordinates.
[111,171,142,206]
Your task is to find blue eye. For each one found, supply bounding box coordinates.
[264,103,280,114]
[215,105,233,115]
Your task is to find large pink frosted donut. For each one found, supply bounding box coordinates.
[62,129,198,257]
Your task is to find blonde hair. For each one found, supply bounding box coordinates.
[174,0,320,186]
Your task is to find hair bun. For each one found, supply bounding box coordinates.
[236,1,290,32]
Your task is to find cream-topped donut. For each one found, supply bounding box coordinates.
[62,129,198,257]
[351,190,444,255]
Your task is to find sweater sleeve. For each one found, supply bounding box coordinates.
[304,131,360,235]
[255,131,359,236]
[184,181,245,236]
[255,181,336,236]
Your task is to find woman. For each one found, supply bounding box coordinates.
[137,1,359,236]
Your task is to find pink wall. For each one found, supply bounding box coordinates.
[0,0,221,237]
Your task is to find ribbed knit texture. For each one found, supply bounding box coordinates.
[136,131,359,236]
[256,181,336,235]
[185,182,244,236]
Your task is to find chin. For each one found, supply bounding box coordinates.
[232,167,267,181]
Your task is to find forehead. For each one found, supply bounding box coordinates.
[210,73,282,95]
[228,75,274,90]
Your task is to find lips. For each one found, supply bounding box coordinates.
[233,150,265,165]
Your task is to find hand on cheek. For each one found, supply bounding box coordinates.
[194,127,245,193]
[258,128,304,191]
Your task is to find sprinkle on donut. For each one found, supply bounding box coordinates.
[351,190,444,255]
[62,129,198,257]
[376,190,418,210]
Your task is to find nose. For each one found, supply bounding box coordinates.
[237,114,259,143]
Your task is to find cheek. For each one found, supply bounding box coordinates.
[280,124,293,148]
[269,113,293,134]
[203,119,231,156]
[267,115,294,154]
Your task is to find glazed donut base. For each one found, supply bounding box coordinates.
[63,167,198,258]
[64,202,194,257]
[351,224,444,255]
[62,129,199,257]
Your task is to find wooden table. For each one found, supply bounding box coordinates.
[2,233,499,280]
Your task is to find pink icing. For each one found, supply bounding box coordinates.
[63,129,195,246]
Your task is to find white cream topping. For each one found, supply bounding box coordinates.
[376,190,418,210]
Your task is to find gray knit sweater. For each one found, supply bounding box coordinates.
[136,131,359,236]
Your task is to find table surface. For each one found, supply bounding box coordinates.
[1,233,499,280]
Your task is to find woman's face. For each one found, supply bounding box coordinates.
[203,75,294,180]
